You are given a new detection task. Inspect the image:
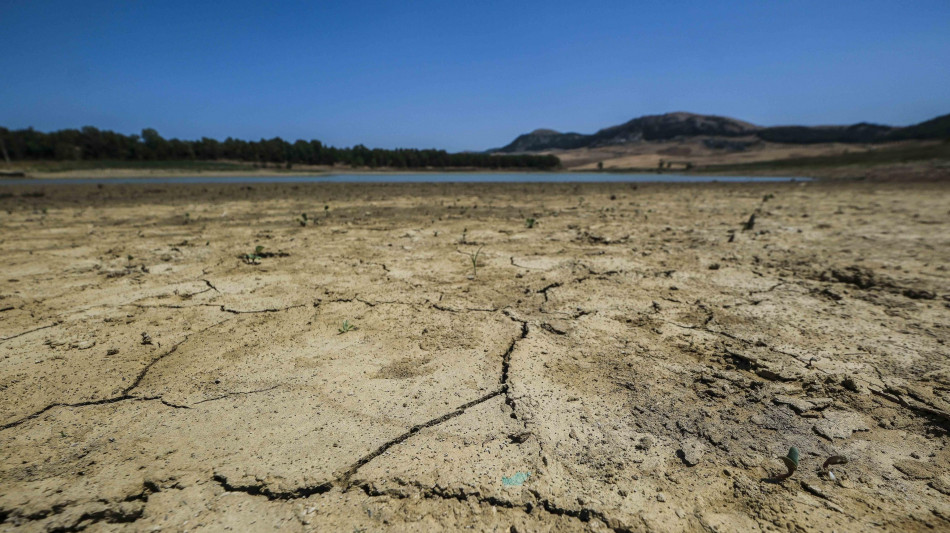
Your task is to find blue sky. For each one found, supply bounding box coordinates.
[2,1,948,151]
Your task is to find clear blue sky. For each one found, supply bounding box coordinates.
[2,1,948,151]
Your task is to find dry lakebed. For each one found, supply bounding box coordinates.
[1,180,948,532]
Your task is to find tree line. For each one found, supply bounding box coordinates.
[0,126,561,170]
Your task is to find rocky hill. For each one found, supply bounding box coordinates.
[493,112,950,152]
[493,129,589,153]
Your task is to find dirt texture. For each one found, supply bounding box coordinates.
[1,181,949,532]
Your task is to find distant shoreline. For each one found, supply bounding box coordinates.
[3,158,948,182]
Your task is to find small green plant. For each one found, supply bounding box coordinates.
[324,205,330,216]
[338,319,356,334]
[184,212,191,224]
[459,246,483,279]
[126,255,133,267]
[774,447,799,481]
[525,218,536,229]
[243,245,265,265]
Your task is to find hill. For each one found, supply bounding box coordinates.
[493,112,949,152]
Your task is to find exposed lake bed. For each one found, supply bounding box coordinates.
[1,180,948,531]
[0,171,810,186]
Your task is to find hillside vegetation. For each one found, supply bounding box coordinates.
[495,112,950,153]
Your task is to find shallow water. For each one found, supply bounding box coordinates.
[0,172,808,186]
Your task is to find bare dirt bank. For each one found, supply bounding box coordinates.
[1,181,948,531]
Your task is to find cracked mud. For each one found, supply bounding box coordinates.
[1,181,949,532]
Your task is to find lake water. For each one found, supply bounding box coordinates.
[0,173,809,186]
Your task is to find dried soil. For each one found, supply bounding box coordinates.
[1,181,949,531]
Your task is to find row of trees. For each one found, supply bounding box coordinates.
[0,126,561,170]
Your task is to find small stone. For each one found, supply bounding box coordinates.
[678,438,705,466]
[656,493,666,502]
[637,435,654,450]
[773,395,815,414]
[842,376,865,393]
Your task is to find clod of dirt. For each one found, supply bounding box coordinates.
[823,455,849,470]
[508,432,532,444]
[773,395,816,414]
[842,376,865,393]
[902,288,936,300]
[70,340,96,350]
[930,477,950,495]
[743,213,756,231]
[820,266,882,289]
[140,332,152,345]
[677,438,705,466]
[636,435,655,450]
[818,288,844,301]
[813,410,870,441]
[774,395,832,415]
[893,460,934,480]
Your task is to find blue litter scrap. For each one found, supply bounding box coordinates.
[502,472,531,486]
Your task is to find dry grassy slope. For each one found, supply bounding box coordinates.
[0,181,948,532]
[547,139,941,171]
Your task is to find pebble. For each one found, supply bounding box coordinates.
[656,493,666,502]
[678,438,705,466]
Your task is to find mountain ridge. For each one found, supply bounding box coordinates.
[493,112,950,153]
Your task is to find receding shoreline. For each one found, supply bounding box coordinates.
[3,157,948,182]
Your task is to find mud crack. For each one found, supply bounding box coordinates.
[0,322,59,344]
[0,480,158,530]
[355,480,634,532]
[123,319,231,394]
[0,395,187,431]
[194,385,280,405]
[537,282,563,302]
[1,395,137,431]
[1,320,230,431]
[501,312,530,421]
[336,387,506,487]
[219,303,308,314]
[212,473,333,500]
[430,303,498,313]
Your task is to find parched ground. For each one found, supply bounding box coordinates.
[1,181,948,532]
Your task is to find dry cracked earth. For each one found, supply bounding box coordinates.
[1,181,949,532]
